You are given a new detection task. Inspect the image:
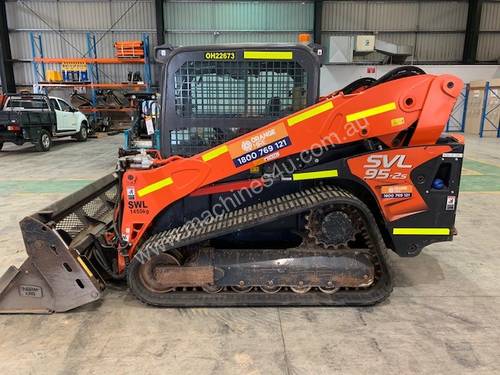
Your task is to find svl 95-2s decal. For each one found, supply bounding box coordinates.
[363,155,412,179]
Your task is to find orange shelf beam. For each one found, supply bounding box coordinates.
[34,57,145,64]
[37,82,146,89]
[79,107,136,113]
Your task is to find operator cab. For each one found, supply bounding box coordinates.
[155,43,322,158]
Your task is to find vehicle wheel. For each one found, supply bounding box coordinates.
[76,123,88,142]
[0,142,3,151]
[35,129,52,152]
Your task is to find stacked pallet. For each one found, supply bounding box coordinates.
[115,41,144,58]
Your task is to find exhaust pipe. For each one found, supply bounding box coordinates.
[0,173,118,313]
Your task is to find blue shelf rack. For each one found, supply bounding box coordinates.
[479,81,500,138]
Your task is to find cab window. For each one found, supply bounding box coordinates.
[58,99,72,112]
[6,98,49,110]
[50,98,60,110]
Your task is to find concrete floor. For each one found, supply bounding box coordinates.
[1,134,500,375]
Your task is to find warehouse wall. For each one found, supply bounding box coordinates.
[320,64,500,94]
[6,0,156,86]
[322,0,467,63]
[164,0,313,45]
[322,0,481,63]
[478,0,500,61]
[4,0,500,87]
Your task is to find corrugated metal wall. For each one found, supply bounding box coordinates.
[322,0,469,63]
[163,0,314,46]
[478,0,500,61]
[6,0,156,86]
[4,0,500,86]
[163,0,499,63]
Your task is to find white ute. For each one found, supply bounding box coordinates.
[1,94,89,151]
[48,97,89,139]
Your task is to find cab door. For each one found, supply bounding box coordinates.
[50,98,66,132]
[55,98,77,131]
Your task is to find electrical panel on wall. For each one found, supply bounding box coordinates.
[355,35,375,53]
[328,36,354,63]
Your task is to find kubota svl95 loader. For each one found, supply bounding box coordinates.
[0,44,464,313]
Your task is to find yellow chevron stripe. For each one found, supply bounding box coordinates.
[244,51,293,60]
[287,101,334,126]
[393,228,451,235]
[292,170,338,181]
[77,256,94,278]
[138,177,173,197]
[346,102,397,122]
[201,145,229,162]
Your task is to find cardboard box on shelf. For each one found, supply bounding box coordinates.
[465,79,500,137]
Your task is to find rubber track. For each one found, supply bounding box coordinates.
[129,185,393,307]
[142,186,353,256]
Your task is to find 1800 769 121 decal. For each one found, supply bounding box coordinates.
[228,122,292,167]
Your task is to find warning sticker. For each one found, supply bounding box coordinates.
[145,116,154,135]
[446,195,456,211]
[381,185,413,199]
[228,123,291,167]
[442,153,463,159]
[127,187,136,200]
[391,117,405,127]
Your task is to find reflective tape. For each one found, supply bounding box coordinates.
[287,101,334,126]
[77,256,94,278]
[292,170,338,181]
[138,177,173,197]
[243,51,293,60]
[393,228,451,235]
[346,102,397,122]
[202,145,229,162]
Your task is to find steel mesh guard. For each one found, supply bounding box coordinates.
[174,60,307,118]
[169,60,308,156]
[170,127,251,156]
[55,185,118,238]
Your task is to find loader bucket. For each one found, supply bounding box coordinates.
[0,173,118,313]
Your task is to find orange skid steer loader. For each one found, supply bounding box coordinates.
[0,44,464,312]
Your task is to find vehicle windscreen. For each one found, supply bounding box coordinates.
[4,98,49,110]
